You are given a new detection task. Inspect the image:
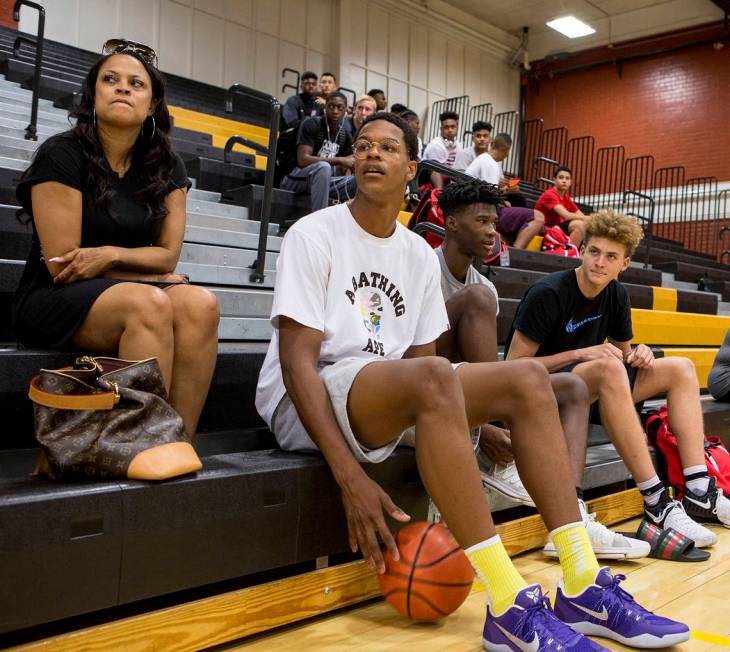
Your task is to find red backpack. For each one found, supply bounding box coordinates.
[644,405,730,498]
[409,188,509,265]
[541,225,580,257]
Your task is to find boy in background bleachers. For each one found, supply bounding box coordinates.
[281,71,322,130]
[454,120,492,172]
[423,110,463,188]
[346,95,377,135]
[316,72,337,107]
[367,88,387,111]
[535,166,588,246]
[466,134,545,249]
[281,91,356,211]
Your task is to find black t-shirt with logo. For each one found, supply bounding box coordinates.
[506,268,633,356]
[296,115,353,159]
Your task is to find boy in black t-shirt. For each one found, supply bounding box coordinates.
[281,92,356,212]
[507,209,730,546]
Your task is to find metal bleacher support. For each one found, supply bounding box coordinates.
[223,84,280,284]
[11,0,45,141]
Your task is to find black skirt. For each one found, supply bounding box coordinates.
[12,277,125,349]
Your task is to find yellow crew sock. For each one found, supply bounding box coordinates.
[549,521,601,596]
[465,534,527,615]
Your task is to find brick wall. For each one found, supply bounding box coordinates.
[0,0,17,28]
[525,41,730,182]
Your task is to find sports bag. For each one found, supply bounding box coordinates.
[541,225,579,257]
[644,404,730,498]
[409,187,508,265]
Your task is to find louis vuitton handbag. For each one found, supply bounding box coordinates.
[28,355,202,480]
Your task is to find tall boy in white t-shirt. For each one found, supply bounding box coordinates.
[256,113,687,650]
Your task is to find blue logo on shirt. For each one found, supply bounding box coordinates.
[565,315,602,333]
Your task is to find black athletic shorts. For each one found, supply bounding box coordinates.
[556,220,572,235]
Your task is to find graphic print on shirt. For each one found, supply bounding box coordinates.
[345,271,407,357]
[565,314,602,333]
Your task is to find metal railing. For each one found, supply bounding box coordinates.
[12,0,45,141]
[535,127,567,186]
[426,95,470,143]
[564,136,594,200]
[337,86,357,108]
[492,110,520,176]
[519,118,543,182]
[622,190,654,269]
[222,85,280,284]
[281,68,300,97]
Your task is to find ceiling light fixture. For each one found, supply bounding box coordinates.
[546,16,596,38]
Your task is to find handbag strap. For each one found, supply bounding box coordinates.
[28,376,119,410]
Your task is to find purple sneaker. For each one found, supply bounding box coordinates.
[483,584,609,651]
[554,568,690,648]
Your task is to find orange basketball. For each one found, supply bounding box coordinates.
[377,521,474,621]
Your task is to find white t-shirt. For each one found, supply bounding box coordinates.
[255,203,451,427]
[435,246,499,314]
[453,146,478,172]
[423,136,462,169]
[465,151,502,185]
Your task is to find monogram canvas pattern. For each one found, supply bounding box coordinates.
[32,357,187,479]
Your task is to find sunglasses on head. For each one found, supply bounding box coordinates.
[102,39,158,67]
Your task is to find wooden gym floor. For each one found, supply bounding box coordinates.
[225,519,730,652]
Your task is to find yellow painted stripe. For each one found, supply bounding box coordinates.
[169,105,269,139]
[660,347,718,388]
[527,235,543,252]
[396,211,412,226]
[691,630,730,646]
[169,106,269,170]
[651,286,677,312]
[631,309,730,346]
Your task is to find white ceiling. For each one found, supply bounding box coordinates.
[439,0,724,60]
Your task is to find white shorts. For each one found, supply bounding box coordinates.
[271,358,476,464]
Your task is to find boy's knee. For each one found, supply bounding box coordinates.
[461,284,497,317]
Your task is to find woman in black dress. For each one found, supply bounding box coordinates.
[12,40,220,437]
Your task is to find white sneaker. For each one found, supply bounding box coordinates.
[477,451,535,507]
[543,500,651,559]
[644,490,717,548]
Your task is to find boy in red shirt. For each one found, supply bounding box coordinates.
[536,166,588,246]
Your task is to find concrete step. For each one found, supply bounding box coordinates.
[0,134,42,151]
[0,156,25,171]
[0,144,34,162]
[661,273,701,292]
[185,212,278,237]
[210,287,273,318]
[0,100,72,126]
[187,197,247,219]
[0,126,50,141]
[0,89,55,108]
[180,242,278,270]
[178,262,275,288]
[183,225,281,252]
[219,316,272,340]
[0,114,59,136]
[188,188,222,203]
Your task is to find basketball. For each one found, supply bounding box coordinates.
[378,521,474,621]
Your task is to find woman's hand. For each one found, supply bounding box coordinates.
[50,246,119,284]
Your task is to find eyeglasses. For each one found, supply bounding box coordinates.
[353,138,401,159]
[102,39,158,68]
